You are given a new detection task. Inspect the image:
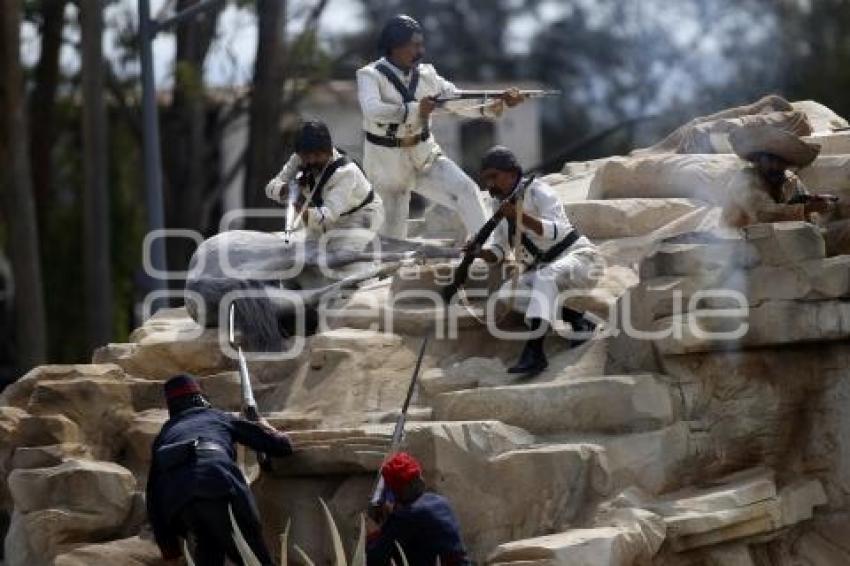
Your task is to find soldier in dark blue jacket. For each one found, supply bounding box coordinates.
[146,374,294,565]
[367,452,470,566]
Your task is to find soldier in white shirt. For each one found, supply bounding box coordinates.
[265,120,384,252]
[356,14,526,240]
[474,147,601,377]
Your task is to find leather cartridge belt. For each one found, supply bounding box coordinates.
[365,128,430,148]
[195,440,227,453]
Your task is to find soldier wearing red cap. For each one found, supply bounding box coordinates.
[146,374,294,565]
[367,452,469,566]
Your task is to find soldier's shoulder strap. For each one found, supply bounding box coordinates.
[375,62,420,103]
[311,155,350,206]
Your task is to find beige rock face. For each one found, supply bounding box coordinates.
[0,364,126,410]
[27,377,135,460]
[53,535,167,566]
[120,409,168,479]
[93,308,233,379]
[432,374,677,435]
[9,103,850,566]
[488,508,666,566]
[5,459,136,565]
[257,420,603,563]
[564,198,712,240]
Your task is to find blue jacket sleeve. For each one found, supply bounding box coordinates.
[229,416,294,457]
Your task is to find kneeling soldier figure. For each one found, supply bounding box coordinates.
[474,146,601,377]
[367,452,470,566]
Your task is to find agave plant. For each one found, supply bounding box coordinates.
[181,497,412,566]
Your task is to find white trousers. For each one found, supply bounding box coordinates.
[499,247,602,324]
[365,141,488,239]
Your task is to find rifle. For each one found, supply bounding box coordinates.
[281,177,305,244]
[228,303,270,469]
[441,175,536,302]
[787,192,840,205]
[369,333,430,515]
[433,89,561,106]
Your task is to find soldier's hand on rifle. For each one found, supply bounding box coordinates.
[501,87,526,107]
[419,96,437,119]
[500,200,518,219]
[805,194,839,215]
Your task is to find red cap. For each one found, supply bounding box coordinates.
[381,452,422,494]
[164,374,202,402]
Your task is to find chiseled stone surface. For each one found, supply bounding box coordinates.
[53,536,168,566]
[5,459,137,565]
[432,374,677,435]
[488,508,665,566]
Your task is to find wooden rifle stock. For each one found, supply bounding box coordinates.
[441,175,535,302]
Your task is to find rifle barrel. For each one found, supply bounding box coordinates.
[370,333,430,506]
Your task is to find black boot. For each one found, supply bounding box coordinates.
[561,306,597,347]
[508,319,548,377]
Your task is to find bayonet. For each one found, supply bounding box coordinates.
[228,303,268,466]
[369,333,430,510]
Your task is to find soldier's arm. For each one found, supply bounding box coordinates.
[480,216,509,263]
[230,416,294,457]
[265,153,302,203]
[533,186,573,240]
[306,167,359,226]
[431,68,514,119]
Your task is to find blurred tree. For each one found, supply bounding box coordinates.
[27,0,67,220]
[0,0,48,372]
[242,0,288,227]
[243,0,331,229]
[162,0,225,272]
[80,0,114,351]
[344,0,541,81]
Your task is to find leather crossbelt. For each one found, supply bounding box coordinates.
[365,129,430,148]
[340,190,375,217]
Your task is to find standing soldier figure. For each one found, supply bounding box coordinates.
[357,14,526,240]
[146,374,294,565]
[473,147,601,377]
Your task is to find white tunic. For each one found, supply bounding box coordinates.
[264,148,382,234]
[356,58,499,239]
[486,178,601,324]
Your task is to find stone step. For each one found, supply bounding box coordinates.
[420,339,612,400]
[431,374,678,436]
[653,299,850,355]
[487,508,665,566]
[610,467,827,553]
[535,421,694,496]
[253,420,604,563]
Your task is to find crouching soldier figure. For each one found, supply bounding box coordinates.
[265,119,384,251]
[146,374,294,565]
[367,452,470,566]
[473,146,602,377]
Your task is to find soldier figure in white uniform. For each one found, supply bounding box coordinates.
[265,120,384,252]
[474,147,601,377]
[357,14,526,240]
